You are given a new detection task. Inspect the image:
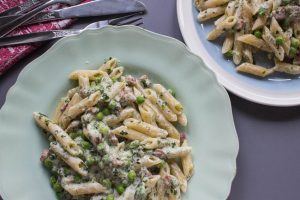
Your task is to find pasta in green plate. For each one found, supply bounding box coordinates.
[33,57,194,200]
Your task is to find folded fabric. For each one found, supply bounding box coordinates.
[0,0,89,75]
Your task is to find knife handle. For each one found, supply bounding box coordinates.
[0,0,48,17]
[0,29,81,47]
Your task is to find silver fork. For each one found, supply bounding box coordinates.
[0,0,84,38]
[0,14,144,47]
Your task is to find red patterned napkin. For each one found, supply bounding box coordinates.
[0,0,89,75]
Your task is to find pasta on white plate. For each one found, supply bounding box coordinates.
[34,57,194,200]
[195,0,300,77]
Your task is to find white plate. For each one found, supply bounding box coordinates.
[177,0,300,106]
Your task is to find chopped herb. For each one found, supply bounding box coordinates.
[97,143,105,152]
[224,50,234,58]
[258,7,266,16]
[80,141,92,150]
[95,76,102,84]
[52,181,63,193]
[43,158,53,169]
[74,175,82,183]
[111,77,118,83]
[108,100,117,110]
[102,179,112,188]
[50,176,57,186]
[63,168,71,176]
[168,89,176,97]
[86,156,96,166]
[101,93,109,101]
[159,160,166,169]
[102,154,110,164]
[282,0,290,5]
[98,122,110,135]
[289,47,298,57]
[120,130,128,135]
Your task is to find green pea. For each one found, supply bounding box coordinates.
[98,123,110,135]
[106,194,115,200]
[96,112,104,121]
[43,158,53,169]
[258,7,266,16]
[108,100,117,110]
[50,176,57,186]
[86,156,96,166]
[116,184,125,195]
[224,50,234,58]
[102,108,110,116]
[291,37,300,49]
[168,89,176,97]
[136,96,145,104]
[74,175,82,183]
[102,179,112,188]
[80,141,92,150]
[52,182,63,193]
[275,36,284,45]
[127,170,136,182]
[253,30,262,38]
[289,47,298,57]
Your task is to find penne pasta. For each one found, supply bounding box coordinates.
[34,58,193,199]
[123,118,168,138]
[237,62,274,77]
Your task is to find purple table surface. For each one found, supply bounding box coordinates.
[2,0,300,200]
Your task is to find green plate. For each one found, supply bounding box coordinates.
[0,26,238,200]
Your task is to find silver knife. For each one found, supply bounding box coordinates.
[0,0,146,25]
[0,0,48,17]
[0,14,143,47]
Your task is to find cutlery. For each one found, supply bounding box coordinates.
[0,0,48,17]
[0,0,84,38]
[0,14,144,47]
[0,0,146,26]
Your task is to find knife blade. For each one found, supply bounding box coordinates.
[0,0,48,17]
[0,0,146,26]
[0,14,143,47]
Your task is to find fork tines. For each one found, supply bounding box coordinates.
[109,13,144,27]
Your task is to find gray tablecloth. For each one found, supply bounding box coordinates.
[1,0,300,199]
